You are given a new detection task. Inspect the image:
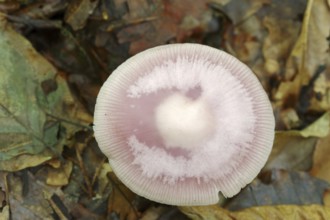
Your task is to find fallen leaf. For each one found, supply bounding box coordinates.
[0,18,59,161]
[310,122,330,183]
[285,0,330,80]
[262,14,301,75]
[107,173,139,220]
[310,73,330,112]
[219,0,269,25]
[0,153,52,172]
[275,0,330,112]
[95,162,112,197]
[65,0,99,30]
[180,204,330,220]
[0,17,92,170]
[14,0,67,19]
[8,171,63,220]
[0,206,10,219]
[264,132,316,171]
[0,172,9,215]
[280,108,301,129]
[324,189,330,207]
[225,170,329,211]
[141,206,189,220]
[223,0,307,92]
[46,160,73,186]
[116,0,214,54]
[265,112,330,171]
[297,112,330,138]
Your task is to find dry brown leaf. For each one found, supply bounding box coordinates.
[265,112,330,171]
[8,172,63,220]
[224,0,306,89]
[65,0,99,30]
[275,0,330,111]
[220,0,269,25]
[180,204,330,220]
[107,173,139,220]
[265,131,316,171]
[122,0,153,19]
[225,15,264,65]
[95,162,112,197]
[280,108,301,129]
[226,170,328,211]
[0,172,9,218]
[262,15,301,75]
[311,123,330,183]
[140,206,190,220]
[140,206,169,220]
[324,189,330,207]
[116,0,214,54]
[310,73,330,112]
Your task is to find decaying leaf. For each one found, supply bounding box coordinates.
[65,0,99,30]
[311,120,330,183]
[0,152,52,172]
[265,131,316,171]
[0,206,10,220]
[275,0,330,112]
[116,0,215,54]
[141,206,189,220]
[262,10,302,75]
[46,160,73,186]
[222,0,308,101]
[0,0,329,219]
[0,18,58,161]
[324,189,330,207]
[95,162,112,197]
[297,112,330,138]
[0,16,92,171]
[180,204,330,220]
[0,172,9,218]
[8,171,63,220]
[107,173,140,220]
[225,170,329,211]
[265,112,330,171]
[284,0,330,80]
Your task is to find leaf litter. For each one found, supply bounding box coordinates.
[0,0,329,219]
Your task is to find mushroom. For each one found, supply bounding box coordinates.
[94,43,275,206]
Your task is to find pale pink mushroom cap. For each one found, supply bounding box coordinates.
[94,43,275,206]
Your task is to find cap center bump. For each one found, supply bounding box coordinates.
[155,93,215,149]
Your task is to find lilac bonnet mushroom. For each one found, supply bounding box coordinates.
[94,43,275,206]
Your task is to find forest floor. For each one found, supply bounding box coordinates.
[0,0,330,219]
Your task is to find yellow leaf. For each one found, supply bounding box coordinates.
[297,112,330,138]
[275,0,330,111]
[180,205,330,220]
[0,153,52,172]
[46,160,73,186]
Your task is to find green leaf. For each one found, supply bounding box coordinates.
[0,17,92,169]
[0,20,59,160]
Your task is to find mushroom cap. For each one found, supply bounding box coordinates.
[94,43,275,206]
